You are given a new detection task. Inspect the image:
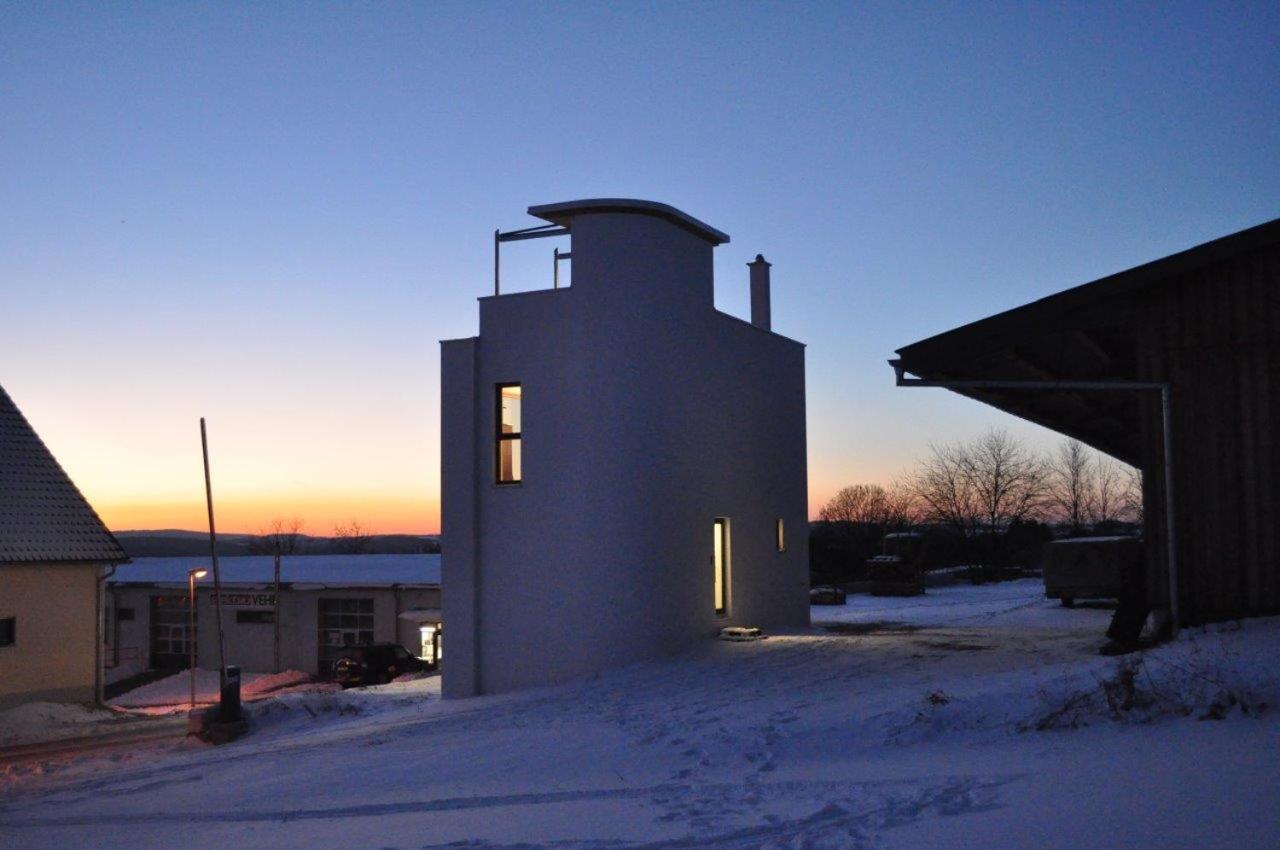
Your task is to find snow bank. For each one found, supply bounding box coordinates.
[109,669,329,712]
[0,703,129,747]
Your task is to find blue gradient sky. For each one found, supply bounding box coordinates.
[3,2,1278,532]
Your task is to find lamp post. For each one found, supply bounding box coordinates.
[188,568,208,710]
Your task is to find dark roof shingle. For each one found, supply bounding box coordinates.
[0,384,128,565]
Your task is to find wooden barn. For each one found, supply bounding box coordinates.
[892,218,1280,629]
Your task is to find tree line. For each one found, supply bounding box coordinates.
[813,429,1142,582]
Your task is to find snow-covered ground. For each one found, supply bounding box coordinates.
[0,703,157,749]
[3,579,1279,848]
[107,669,335,714]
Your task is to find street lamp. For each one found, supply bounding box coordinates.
[188,568,208,710]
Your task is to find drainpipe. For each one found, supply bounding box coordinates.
[96,564,118,706]
[889,362,1179,632]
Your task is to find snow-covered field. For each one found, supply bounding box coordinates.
[3,579,1280,848]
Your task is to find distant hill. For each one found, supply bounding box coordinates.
[113,529,440,558]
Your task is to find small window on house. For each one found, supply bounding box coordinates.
[0,617,14,647]
[496,383,522,484]
[117,607,135,621]
[236,610,274,625]
[776,518,786,552]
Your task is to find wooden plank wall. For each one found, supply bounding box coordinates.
[1136,244,1280,624]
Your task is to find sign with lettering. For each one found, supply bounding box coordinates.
[209,592,277,607]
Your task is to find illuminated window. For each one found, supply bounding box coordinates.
[0,617,14,647]
[713,519,729,616]
[776,518,786,552]
[496,383,522,484]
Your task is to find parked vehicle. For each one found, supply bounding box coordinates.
[809,585,847,605]
[332,643,429,687]
[1042,536,1141,607]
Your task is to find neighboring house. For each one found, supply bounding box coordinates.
[0,384,129,709]
[440,199,809,698]
[107,555,441,680]
[892,217,1280,628]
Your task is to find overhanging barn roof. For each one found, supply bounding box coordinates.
[893,217,1280,466]
[0,384,128,565]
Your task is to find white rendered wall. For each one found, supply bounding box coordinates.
[441,210,808,697]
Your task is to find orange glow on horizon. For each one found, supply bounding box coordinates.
[98,495,440,536]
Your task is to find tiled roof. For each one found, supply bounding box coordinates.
[0,384,128,565]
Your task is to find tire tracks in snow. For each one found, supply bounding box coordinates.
[0,774,1015,837]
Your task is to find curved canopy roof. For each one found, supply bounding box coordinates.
[528,198,730,246]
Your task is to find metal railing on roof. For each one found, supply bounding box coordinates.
[493,224,571,296]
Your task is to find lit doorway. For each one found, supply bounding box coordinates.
[420,622,443,667]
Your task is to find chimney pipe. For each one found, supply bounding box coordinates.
[748,254,771,331]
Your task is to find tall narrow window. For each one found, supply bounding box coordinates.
[713,519,729,616]
[776,518,786,552]
[496,383,522,484]
[0,617,14,647]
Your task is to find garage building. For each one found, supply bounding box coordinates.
[106,554,441,682]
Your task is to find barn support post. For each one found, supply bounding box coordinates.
[888,362,1180,632]
[1160,384,1179,629]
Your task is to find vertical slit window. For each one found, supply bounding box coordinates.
[776,518,786,552]
[497,383,522,484]
[713,519,728,616]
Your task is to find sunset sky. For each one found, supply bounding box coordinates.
[3,3,1278,534]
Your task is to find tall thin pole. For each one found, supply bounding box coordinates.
[273,552,282,673]
[189,571,197,709]
[494,229,501,296]
[200,417,229,684]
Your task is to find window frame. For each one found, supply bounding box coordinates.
[0,616,14,647]
[495,382,522,485]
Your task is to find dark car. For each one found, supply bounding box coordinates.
[332,643,429,688]
[809,585,847,605]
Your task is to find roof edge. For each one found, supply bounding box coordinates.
[896,216,1280,361]
[527,198,730,245]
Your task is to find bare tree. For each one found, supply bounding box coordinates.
[820,482,918,532]
[882,479,922,530]
[256,517,305,556]
[1092,454,1127,526]
[1120,466,1144,525]
[332,520,372,554]
[966,428,1049,537]
[1049,439,1095,534]
[912,428,1048,560]
[819,484,889,525]
[912,440,983,539]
